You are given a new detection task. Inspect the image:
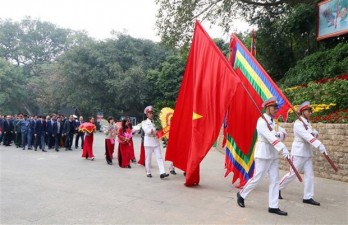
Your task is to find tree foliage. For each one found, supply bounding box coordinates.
[0,58,26,113]
[0,17,91,76]
[155,0,314,48]
[56,34,171,118]
[282,43,348,87]
[149,53,186,110]
[0,17,183,118]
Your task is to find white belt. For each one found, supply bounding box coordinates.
[257,139,271,144]
[293,137,305,143]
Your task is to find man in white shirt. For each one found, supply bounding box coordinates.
[236,97,289,216]
[142,106,169,179]
[279,101,328,206]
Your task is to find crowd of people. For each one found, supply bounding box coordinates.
[0,108,174,179]
[0,113,84,152]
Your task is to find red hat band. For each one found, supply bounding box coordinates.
[300,105,310,113]
[264,100,277,108]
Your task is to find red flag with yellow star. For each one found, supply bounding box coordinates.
[165,21,240,186]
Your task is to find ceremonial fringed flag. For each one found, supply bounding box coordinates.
[224,34,292,187]
[165,21,240,186]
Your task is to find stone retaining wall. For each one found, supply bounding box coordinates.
[215,123,348,183]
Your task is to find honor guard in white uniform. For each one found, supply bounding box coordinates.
[279,101,328,206]
[142,106,169,179]
[237,97,289,216]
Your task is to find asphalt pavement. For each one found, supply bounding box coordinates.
[1,132,347,224]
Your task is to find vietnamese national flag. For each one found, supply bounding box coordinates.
[165,21,240,186]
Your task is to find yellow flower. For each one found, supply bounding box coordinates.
[289,103,336,114]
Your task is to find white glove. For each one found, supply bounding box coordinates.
[282,147,289,159]
[318,144,328,155]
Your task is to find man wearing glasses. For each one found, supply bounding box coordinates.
[279,101,328,206]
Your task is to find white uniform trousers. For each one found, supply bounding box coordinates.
[145,145,165,175]
[240,158,280,208]
[279,156,314,199]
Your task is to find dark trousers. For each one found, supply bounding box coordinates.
[54,134,62,150]
[65,133,74,149]
[47,134,55,149]
[15,132,22,147]
[21,131,27,148]
[3,132,12,146]
[35,134,45,150]
[31,133,35,146]
[75,132,85,148]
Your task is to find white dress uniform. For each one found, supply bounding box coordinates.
[279,116,322,200]
[142,118,166,175]
[240,113,287,208]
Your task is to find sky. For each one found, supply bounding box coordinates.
[0,0,250,42]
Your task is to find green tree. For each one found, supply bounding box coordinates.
[0,17,91,76]
[282,43,348,87]
[0,58,27,113]
[57,34,170,118]
[149,53,186,109]
[155,0,314,48]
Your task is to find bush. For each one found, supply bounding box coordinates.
[284,79,348,109]
[282,43,348,87]
[283,79,348,123]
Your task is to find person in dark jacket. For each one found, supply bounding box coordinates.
[53,116,63,151]
[34,116,47,152]
[19,114,31,150]
[2,115,14,146]
[63,115,76,150]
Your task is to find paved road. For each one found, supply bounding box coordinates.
[1,133,347,224]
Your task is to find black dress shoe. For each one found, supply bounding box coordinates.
[268,208,288,216]
[160,173,169,179]
[303,198,320,206]
[147,174,152,178]
[279,190,283,199]
[237,192,245,208]
[170,170,177,175]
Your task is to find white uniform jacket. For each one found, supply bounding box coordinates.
[291,117,322,157]
[254,114,286,159]
[142,118,160,147]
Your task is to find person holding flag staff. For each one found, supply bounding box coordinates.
[279,101,328,206]
[236,97,289,216]
[142,106,169,179]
